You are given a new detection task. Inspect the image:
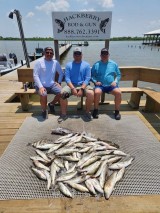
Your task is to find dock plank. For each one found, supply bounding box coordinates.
[0,62,160,212]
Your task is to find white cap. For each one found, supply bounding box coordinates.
[73,47,82,53]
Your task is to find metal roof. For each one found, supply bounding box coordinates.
[144,29,160,35]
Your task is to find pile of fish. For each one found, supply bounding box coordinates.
[29,127,134,200]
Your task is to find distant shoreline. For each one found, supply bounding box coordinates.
[0,36,143,41]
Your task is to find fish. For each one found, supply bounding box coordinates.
[109,157,134,170]
[80,161,101,175]
[116,167,125,182]
[90,178,104,194]
[104,171,118,200]
[35,149,50,162]
[55,19,65,33]
[80,156,101,169]
[51,127,72,135]
[30,155,51,164]
[56,171,77,182]
[30,140,55,150]
[31,167,47,180]
[58,182,73,198]
[85,179,96,195]
[99,18,109,33]
[67,182,89,193]
[43,169,52,190]
[99,165,109,188]
[113,150,128,156]
[33,160,50,171]
[29,129,134,199]
[50,162,59,187]
[55,148,78,156]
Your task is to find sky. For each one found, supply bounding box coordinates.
[1,0,160,38]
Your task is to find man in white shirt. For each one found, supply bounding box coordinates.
[33,47,67,120]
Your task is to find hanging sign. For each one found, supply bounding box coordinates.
[52,11,112,40]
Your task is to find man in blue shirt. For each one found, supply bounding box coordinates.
[61,47,94,122]
[91,48,121,120]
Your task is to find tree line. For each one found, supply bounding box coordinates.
[0,36,143,41]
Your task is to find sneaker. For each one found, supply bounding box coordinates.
[42,110,48,119]
[84,112,92,121]
[57,114,68,123]
[92,109,99,119]
[48,103,55,114]
[115,111,121,120]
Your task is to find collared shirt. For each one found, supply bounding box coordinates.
[91,59,121,86]
[65,60,91,86]
[33,58,64,88]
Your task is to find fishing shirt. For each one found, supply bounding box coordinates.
[91,59,121,86]
[33,58,64,88]
[65,60,91,86]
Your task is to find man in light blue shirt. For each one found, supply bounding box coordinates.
[91,48,122,120]
[33,47,67,120]
[61,47,94,121]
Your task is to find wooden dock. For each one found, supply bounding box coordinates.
[0,59,160,212]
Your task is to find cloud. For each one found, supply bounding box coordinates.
[81,8,95,11]
[101,0,114,8]
[26,12,34,18]
[36,0,70,14]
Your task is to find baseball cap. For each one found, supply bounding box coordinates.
[101,48,109,54]
[73,47,82,53]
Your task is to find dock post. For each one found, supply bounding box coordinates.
[54,40,60,62]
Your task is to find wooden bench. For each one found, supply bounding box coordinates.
[16,68,144,111]
[100,87,143,109]
[142,89,160,112]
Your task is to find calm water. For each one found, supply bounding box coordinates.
[1,40,160,68]
[1,40,160,91]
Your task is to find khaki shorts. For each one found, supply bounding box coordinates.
[62,85,93,97]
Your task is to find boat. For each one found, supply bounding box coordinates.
[28,45,44,61]
[84,41,89,46]
[0,53,25,76]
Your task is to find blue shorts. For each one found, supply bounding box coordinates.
[35,83,62,96]
[95,85,118,93]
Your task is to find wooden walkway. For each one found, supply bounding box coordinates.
[0,61,160,212]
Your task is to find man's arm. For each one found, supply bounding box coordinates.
[56,61,64,83]
[33,62,43,88]
[114,64,121,85]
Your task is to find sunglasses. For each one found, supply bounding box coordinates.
[101,52,109,56]
[45,51,53,55]
[74,52,82,56]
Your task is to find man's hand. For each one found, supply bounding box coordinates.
[77,89,83,97]
[95,81,102,86]
[71,88,78,96]
[55,82,62,88]
[111,82,117,87]
[39,87,47,96]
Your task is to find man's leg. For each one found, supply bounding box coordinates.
[40,95,48,119]
[50,93,61,105]
[92,88,102,118]
[40,95,47,111]
[60,98,68,115]
[111,88,122,120]
[57,86,70,123]
[48,84,62,114]
[85,89,94,113]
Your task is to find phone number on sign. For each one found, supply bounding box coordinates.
[63,29,100,35]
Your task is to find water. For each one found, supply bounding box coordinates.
[1,40,160,91]
[1,40,160,68]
